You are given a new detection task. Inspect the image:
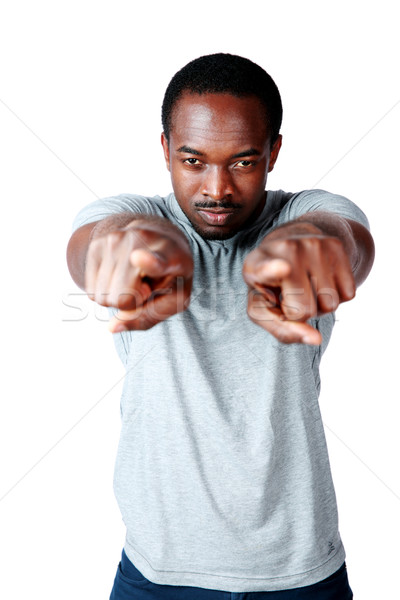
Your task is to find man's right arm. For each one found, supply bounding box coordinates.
[66,212,194,332]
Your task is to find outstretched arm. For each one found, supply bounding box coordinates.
[242,211,375,345]
[66,212,194,332]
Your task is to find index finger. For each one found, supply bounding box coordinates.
[109,280,190,332]
[247,290,322,345]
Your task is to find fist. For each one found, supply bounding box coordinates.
[242,233,355,345]
[85,220,193,331]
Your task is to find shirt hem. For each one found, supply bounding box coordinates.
[123,541,346,593]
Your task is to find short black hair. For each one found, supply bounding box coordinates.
[162,53,282,145]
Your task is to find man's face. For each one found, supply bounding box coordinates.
[161,92,282,240]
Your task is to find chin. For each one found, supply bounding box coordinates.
[192,223,238,241]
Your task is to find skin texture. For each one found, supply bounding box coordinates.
[243,218,356,344]
[66,92,374,341]
[161,92,282,240]
[67,215,194,332]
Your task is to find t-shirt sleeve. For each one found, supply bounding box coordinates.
[71,193,168,232]
[271,189,370,230]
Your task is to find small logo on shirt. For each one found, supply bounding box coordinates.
[328,541,336,555]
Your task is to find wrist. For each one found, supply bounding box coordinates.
[90,212,139,241]
[122,216,193,255]
[265,221,325,241]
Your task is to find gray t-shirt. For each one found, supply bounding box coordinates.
[73,189,369,592]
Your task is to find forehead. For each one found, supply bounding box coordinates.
[170,92,269,147]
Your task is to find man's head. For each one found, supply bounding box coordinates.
[161,53,283,240]
[162,53,282,148]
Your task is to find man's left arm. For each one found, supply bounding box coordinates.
[242,211,375,345]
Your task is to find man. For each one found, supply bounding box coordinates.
[67,54,374,599]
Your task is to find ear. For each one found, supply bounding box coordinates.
[268,134,282,173]
[161,132,171,172]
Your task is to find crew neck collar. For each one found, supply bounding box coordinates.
[167,192,271,245]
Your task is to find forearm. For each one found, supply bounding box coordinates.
[265,211,374,287]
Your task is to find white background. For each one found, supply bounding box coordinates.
[0,1,399,598]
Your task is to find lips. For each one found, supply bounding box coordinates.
[197,209,236,226]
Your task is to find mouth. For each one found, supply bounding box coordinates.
[197,208,237,226]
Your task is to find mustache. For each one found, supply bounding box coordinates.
[194,201,241,210]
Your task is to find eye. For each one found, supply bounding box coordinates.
[183,158,202,166]
[236,160,255,168]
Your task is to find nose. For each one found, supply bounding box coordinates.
[201,166,233,201]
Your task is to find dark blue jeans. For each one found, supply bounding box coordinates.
[109,550,353,599]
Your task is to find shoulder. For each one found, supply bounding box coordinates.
[71,193,175,233]
[270,189,370,230]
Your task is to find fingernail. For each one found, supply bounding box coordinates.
[111,323,128,333]
[302,335,320,345]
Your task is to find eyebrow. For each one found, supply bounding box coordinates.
[231,148,261,159]
[177,145,204,156]
[177,146,261,158]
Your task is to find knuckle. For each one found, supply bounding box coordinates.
[88,236,102,251]
[343,285,356,302]
[270,238,297,257]
[281,294,314,321]
[301,237,318,252]
[111,292,128,309]
[317,290,340,313]
[86,242,100,266]
[300,307,313,321]
[318,301,337,315]
[329,236,344,249]
[94,292,111,307]
[327,238,346,261]
[282,301,304,320]
[106,231,125,250]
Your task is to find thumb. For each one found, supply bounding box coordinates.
[130,248,168,279]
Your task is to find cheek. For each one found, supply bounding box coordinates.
[238,173,266,195]
[253,170,268,193]
[172,168,199,194]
